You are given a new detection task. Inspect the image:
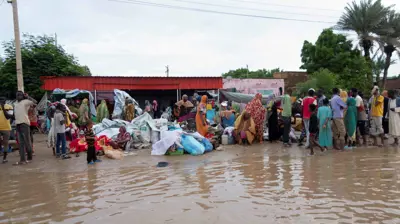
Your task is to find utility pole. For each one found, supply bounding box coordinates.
[55,33,57,46]
[8,0,24,92]
[165,65,169,77]
[246,64,249,78]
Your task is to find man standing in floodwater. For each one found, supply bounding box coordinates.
[301,88,317,148]
[14,91,37,165]
[370,87,385,146]
[0,97,13,163]
[331,88,347,150]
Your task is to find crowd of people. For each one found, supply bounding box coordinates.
[175,86,400,156]
[0,84,399,165]
[224,86,400,156]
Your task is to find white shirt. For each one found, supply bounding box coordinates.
[14,99,34,125]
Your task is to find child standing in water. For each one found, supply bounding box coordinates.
[85,121,101,165]
[309,104,325,155]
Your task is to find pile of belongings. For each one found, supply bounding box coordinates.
[71,112,163,159]
[112,89,143,118]
[151,126,214,156]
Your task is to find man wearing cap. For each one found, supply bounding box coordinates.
[301,88,317,148]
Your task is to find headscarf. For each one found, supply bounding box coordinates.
[371,85,379,96]
[79,98,89,124]
[96,100,109,123]
[125,104,135,122]
[145,100,152,112]
[61,98,73,116]
[245,93,265,123]
[116,126,131,142]
[152,100,158,111]
[235,111,252,131]
[234,110,256,144]
[196,95,209,136]
[200,95,207,104]
[340,90,348,103]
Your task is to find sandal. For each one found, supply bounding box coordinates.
[62,155,71,160]
[13,161,27,166]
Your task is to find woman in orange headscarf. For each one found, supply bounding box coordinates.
[196,95,208,136]
[234,110,256,145]
[245,93,266,143]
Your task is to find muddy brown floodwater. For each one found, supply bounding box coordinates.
[1,135,400,224]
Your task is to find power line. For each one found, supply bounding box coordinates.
[108,0,336,24]
[226,0,342,12]
[165,0,339,18]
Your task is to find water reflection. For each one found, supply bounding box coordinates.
[1,144,400,223]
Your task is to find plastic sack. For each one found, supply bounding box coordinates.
[223,127,235,137]
[181,135,205,156]
[151,130,182,156]
[104,148,124,160]
[154,118,168,128]
[151,130,160,143]
[201,138,213,152]
[139,124,151,143]
[187,132,205,140]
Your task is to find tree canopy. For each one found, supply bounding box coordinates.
[0,34,91,99]
[300,29,372,93]
[296,69,337,97]
[222,67,282,79]
[335,0,400,89]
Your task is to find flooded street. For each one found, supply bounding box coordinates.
[1,135,400,223]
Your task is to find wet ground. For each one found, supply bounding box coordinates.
[1,135,400,224]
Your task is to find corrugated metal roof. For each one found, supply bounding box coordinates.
[41,76,223,91]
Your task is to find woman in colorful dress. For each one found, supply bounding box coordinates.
[196,95,208,136]
[345,95,357,149]
[96,100,109,123]
[234,111,256,145]
[78,98,90,130]
[267,100,280,142]
[317,98,332,150]
[245,93,266,143]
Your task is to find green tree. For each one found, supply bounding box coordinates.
[0,34,91,99]
[300,29,372,92]
[376,10,400,89]
[336,0,391,60]
[371,53,397,83]
[296,69,337,97]
[222,67,282,78]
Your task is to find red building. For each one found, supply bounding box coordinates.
[41,76,223,106]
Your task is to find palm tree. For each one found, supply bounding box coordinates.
[376,10,400,89]
[336,0,391,60]
[372,53,397,83]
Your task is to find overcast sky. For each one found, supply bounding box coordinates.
[0,0,399,77]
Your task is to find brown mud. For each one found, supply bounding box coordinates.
[0,134,399,223]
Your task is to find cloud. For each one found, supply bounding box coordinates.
[0,0,399,77]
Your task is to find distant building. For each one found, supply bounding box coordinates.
[223,78,284,95]
[273,71,308,90]
[384,78,400,90]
